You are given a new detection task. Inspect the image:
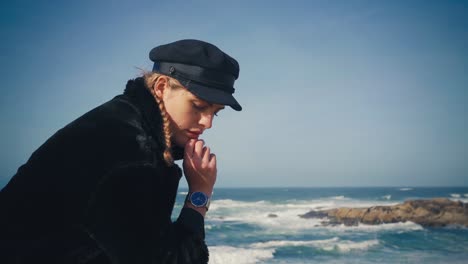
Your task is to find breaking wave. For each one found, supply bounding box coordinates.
[208,199,403,232]
[250,237,379,252]
[208,246,274,264]
[399,188,413,191]
[382,195,392,200]
[209,238,379,263]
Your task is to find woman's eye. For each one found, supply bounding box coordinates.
[192,103,205,111]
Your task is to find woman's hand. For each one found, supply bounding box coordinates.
[183,139,217,195]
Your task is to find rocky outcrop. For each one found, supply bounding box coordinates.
[299,198,468,227]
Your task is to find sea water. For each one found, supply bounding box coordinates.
[173,187,468,264]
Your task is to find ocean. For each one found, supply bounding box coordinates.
[173,187,468,264]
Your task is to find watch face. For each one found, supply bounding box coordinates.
[190,192,208,207]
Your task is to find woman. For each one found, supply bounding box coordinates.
[0,39,242,263]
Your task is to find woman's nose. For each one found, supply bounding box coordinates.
[199,113,213,129]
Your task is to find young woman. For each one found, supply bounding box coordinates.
[0,39,242,264]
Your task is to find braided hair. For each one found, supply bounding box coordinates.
[143,72,182,166]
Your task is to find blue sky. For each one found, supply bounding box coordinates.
[1,0,467,188]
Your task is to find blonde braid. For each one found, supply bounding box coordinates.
[157,98,174,166]
[143,72,176,166]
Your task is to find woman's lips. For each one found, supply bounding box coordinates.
[186,130,201,139]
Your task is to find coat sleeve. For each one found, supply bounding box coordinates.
[82,164,209,264]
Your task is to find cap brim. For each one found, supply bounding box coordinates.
[186,82,242,111]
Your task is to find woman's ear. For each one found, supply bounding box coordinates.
[153,76,168,99]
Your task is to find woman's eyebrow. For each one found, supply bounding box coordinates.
[192,97,225,110]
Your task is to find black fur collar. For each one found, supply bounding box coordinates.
[123,77,184,161]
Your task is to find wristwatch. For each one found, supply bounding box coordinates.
[186,191,211,211]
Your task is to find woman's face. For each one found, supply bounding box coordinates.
[156,77,225,147]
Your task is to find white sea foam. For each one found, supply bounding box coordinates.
[399,188,413,191]
[208,199,269,211]
[464,193,468,198]
[250,237,340,249]
[208,199,324,231]
[330,221,423,232]
[448,194,468,203]
[331,195,347,200]
[208,246,274,264]
[322,239,379,252]
[382,195,391,200]
[211,198,396,212]
[250,237,378,253]
[207,198,399,232]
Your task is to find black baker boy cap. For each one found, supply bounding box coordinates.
[149,39,242,111]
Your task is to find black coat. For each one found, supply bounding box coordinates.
[0,77,208,263]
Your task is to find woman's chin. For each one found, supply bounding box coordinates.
[172,135,190,148]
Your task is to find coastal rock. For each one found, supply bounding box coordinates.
[299,198,468,227]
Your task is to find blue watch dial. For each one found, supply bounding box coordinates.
[190,192,208,207]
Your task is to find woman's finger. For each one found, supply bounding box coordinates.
[209,153,216,168]
[184,139,195,158]
[202,147,211,164]
[194,140,204,157]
